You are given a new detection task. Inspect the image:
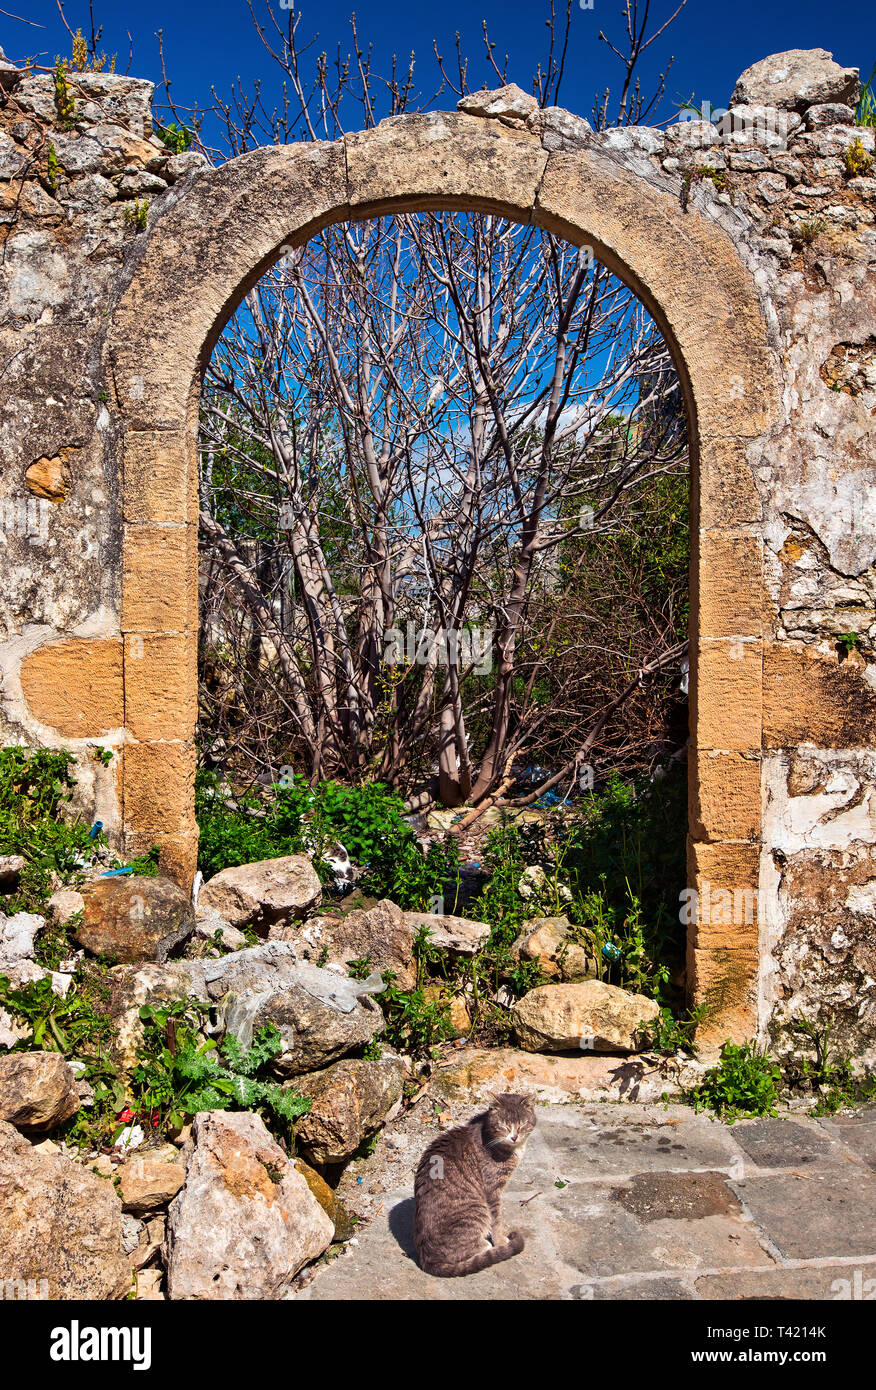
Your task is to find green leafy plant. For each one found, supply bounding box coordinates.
[857,64,876,128]
[123,200,149,232]
[376,972,454,1055]
[783,1015,876,1116]
[647,1005,704,1057]
[690,1041,781,1122]
[346,956,373,981]
[679,164,726,212]
[132,1001,311,1140]
[470,818,539,943]
[46,141,60,192]
[155,121,193,153]
[0,972,111,1055]
[792,217,827,248]
[53,60,77,128]
[0,747,97,913]
[837,631,862,657]
[126,844,162,876]
[0,959,128,1146]
[195,766,459,909]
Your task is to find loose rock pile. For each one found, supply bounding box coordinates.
[0,840,668,1298]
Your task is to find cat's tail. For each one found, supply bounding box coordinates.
[422,1230,525,1278]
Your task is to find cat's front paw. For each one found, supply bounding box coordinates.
[506,1229,525,1254]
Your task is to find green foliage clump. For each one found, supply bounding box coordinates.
[691,1042,781,1122]
[471,819,548,945]
[195,768,458,910]
[783,1015,876,1116]
[0,971,110,1055]
[647,1005,704,1057]
[0,745,162,923]
[126,844,162,876]
[456,770,685,1010]
[46,141,60,192]
[155,121,193,153]
[53,60,77,128]
[132,1001,310,1140]
[123,200,149,231]
[446,773,688,1044]
[0,962,124,1145]
[855,67,875,129]
[0,747,96,913]
[563,766,687,1001]
[195,768,293,875]
[375,971,454,1055]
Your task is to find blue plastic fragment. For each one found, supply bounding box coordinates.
[100,865,135,877]
[601,942,621,961]
[88,820,104,840]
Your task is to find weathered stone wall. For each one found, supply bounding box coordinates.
[1,47,875,1062]
[0,60,205,837]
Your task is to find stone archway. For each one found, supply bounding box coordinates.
[79,112,776,1044]
[104,112,778,1045]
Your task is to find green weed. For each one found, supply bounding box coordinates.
[690,1041,781,1122]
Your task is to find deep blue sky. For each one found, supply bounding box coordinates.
[8,0,875,146]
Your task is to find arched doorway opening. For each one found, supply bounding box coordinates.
[106,113,777,1044]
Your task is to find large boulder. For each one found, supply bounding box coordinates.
[198,855,322,930]
[401,910,491,956]
[0,1119,130,1298]
[75,875,194,964]
[511,916,597,981]
[292,1055,406,1165]
[0,1052,80,1132]
[511,980,661,1054]
[163,1110,333,1299]
[106,942,385,1079]
[731,49,859,111]
[208,943,384,1076]
[300,898,417,989]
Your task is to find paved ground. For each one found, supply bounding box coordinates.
[292,1097,876,1300]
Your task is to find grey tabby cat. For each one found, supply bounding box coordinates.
[413,1092,536,1277]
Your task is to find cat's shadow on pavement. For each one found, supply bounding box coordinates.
[388,1196,417,1259]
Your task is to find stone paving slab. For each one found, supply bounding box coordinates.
[732,1170,876,1260]
[694,1262,876,1301]
[546,1174,772,1280]
[731,1118,838,1169]
[818,1113,876,1170]
[291,1100,876,1301]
